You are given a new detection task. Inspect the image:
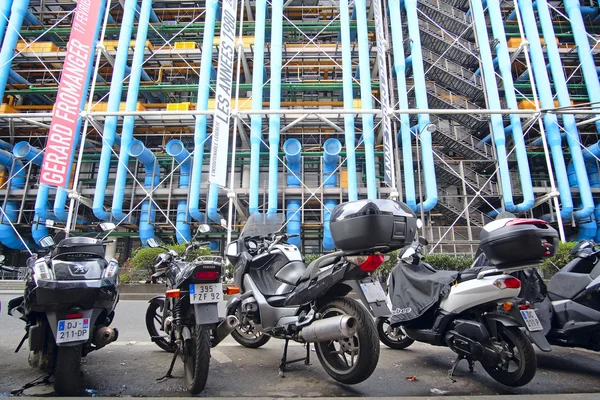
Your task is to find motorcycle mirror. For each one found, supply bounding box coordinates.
[0,255,5,263]
[418,236,429,246]
[37,235,56,248]
[416,219,423,229]
[97,222,116,232]
[146,238,161,248]
[401,247,416,261]
[198,224,211,234]
[226,241,238,257]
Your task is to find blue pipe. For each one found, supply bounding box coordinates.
[564,0,600,134]
[166,140,192,244]
[0,140,12,151]
[355,0,377,200]
[284,139,302,248]
[0,149,33,249]
[537,0,593,220]
[339,0,358,202]
[579,6,599,18]
[24,10,40,26]
[188,0,218,222]
[13,141,42,166]
[7,70,46,105]
[128,140,159,246]
[111,0,153,222]
[52,2,105,222]
[0,0,13,46]
[488,0,534,212]
[322,139,341,251]
[404,0,437,212]
[0,0,30,102]
[249,0,267,214]
[473,57,499,77]
[389,0,416,211]
[519,0,573,219]
[93,0,137,221]
[267,0,283,215]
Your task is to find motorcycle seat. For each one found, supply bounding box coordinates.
[298,251,344,284]
[457,266,496,283]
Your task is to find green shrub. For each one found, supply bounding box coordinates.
[129,244,212,272]
[423,254,474,271]
[303,253,323,265]
[541,241,577,277]
[119,272,131,284]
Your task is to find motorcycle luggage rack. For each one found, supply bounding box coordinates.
[279,339,311,377]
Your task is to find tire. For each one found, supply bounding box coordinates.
[231,319,271,348]
[54,344,82,395]
[482,326,537,387]
[376,317,414,350]
[145,299,177,353]
[183,325,211,394]
[314,297,380,384]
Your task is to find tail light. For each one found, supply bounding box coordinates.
[195,271,220,281]
[66,313,84,319]
[347,254,386,272]
[494,277,521,290]
[506,218,549,228]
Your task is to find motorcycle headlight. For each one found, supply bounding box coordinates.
[33,260,54,282]
[103,259,119,279]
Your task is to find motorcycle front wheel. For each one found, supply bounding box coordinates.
[54,344,82,395]
[314,297,380,384]
[376,317,415,350]
[482,325,537,387]
[183,325,211,394]
[145,299,177,353]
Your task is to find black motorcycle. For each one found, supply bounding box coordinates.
[144,227,239,394]
[7,223,119,395]
[224,200,414,384]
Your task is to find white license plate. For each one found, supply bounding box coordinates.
[190,283,223,304]
[520,309,543,332]
[360,281,387,303]
[56,318,90,344]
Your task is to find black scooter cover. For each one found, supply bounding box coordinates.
[388,261,458,325]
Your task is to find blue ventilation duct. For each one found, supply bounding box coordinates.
[487,0,534,212]
[519,0,573,219]
[339,0,358,202]
[188,0,218,222]
[249,0,268,213]
[537,0,593,220]
[355,0,377,200]
[267,0,283,215]
[111,0,153,223]
[166,140,192,244]
[284,139,302,248]
[389,0,416,211]
[404,0,437,211]
[128,140,160,246]
[0,140,12,151]
[0,0,13,46]
[0,0,30,102]
[322,139,342,251]
[93,0,137,221]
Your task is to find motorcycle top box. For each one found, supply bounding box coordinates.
[330,199,418,253]
[478,218,559,268]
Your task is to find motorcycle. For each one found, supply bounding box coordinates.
[144,225,239,394]
[7,222,120,395]
[384,223,555,387]
[223,200,413,384]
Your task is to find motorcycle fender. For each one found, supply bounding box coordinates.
[193,303,220,325]
[148,295,166,305]
[342,279,391,318]
[526,330,552,352]
[485,313,552,352]
[46,309,98,347]
[28,319,45,351]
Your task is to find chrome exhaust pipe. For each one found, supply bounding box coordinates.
[299,315,357,343]
[93,327,119,349]
[211,315,239,347]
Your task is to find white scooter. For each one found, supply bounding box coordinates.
[382,235,552,387]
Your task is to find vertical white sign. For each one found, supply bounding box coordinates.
[372,0,396,186]
[209,0,238,187]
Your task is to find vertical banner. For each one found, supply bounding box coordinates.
[372,0,396,186]
[209,0,239,187]
[39,0,102,187]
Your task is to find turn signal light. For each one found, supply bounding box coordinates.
[494,277,521,290]
[195,271,220,281]
[166,289,181,298]
[503,301,513,311]
[226,286,240,295]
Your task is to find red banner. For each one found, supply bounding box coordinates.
[39,0,102,187]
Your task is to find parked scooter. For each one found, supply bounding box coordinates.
[224,200,414,384]
[145,225,239,394]
[7,223,120,395]
[385,220,557,387]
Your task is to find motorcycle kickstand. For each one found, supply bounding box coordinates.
[279,340,311,378]
[448,354,464,382]
[156,347,179,381]
[467,357,475,372]
[11,372,52,396]
[15,332,28,353]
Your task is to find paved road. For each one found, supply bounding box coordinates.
[0,294,599,397]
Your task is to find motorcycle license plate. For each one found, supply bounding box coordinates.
[56,318,90,343]
[190,283,223,304]
[520,309,543,332]
[360,281,387,303]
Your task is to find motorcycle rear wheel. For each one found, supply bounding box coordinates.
[376,317,415,350]
[183,325,211,394]
[54,344,82,395]
[482,326,536,387]
[145,299,177,353]
[231,317,271,348]
[314,297,380,384]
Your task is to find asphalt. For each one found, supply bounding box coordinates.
[1,294,599,398]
